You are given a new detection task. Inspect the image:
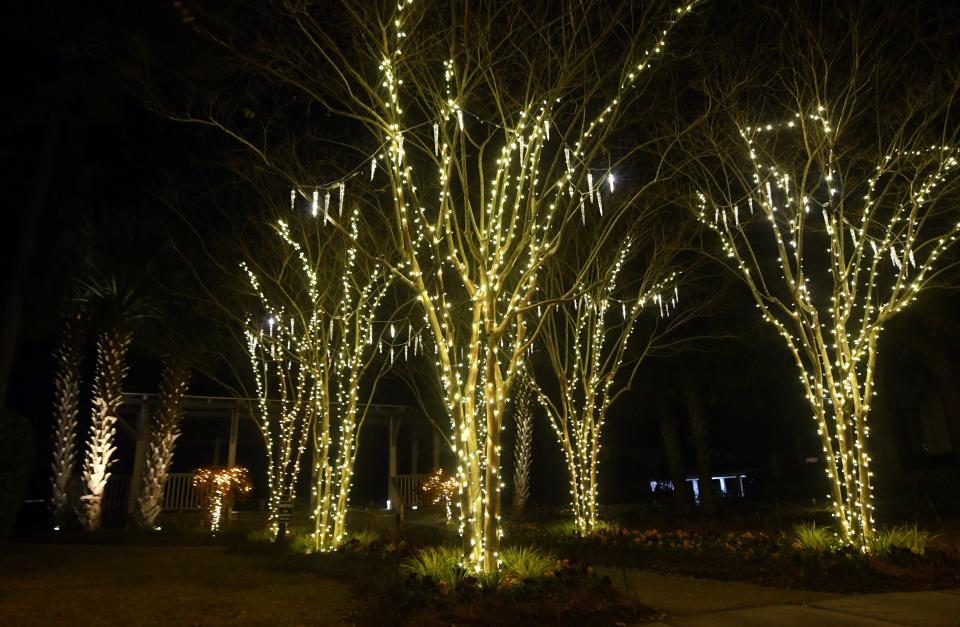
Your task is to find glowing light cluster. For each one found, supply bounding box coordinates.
[192,465,253,533]
[422,468,459,521]
[696,107,960,547]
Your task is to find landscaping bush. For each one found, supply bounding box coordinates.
[401,545,465,590]
[0,409,34,541]
[501,545,557,580]
[541,519,622,539]
[793,522,840,553]
[869,525,933,556]
[289,529,316,554]
[347,529,381,551]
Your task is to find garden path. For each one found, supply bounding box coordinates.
[600,567,960,626]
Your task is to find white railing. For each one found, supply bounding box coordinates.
[89,473,199,512]
[162,473,201,511]
[393,473,429,507]
[103,475,130,511]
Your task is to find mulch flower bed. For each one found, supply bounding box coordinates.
[512,525,960,593]
[372,558,651,626]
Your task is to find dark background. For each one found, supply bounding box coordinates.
[2,1,958,521]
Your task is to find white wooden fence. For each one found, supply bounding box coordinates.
[393,473,428,507]
[161,473,201,511]
[102,475,130,512]
[100,473,200,512]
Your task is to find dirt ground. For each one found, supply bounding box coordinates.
[0,543,354,626]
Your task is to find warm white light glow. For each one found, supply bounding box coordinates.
[696,107,960,547]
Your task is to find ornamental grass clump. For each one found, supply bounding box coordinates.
[793,522,840,553]
[500,546,557,580]
[402,546,465,590]
[869,525,933,556]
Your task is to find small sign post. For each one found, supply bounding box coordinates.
[277,500,293,542]
[277,501,294,522]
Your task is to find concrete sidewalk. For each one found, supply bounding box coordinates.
[597,567,960,626]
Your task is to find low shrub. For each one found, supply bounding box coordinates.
[347,529,380,550]
[0,410,34,541]
[245,527,277,544]
[542,519,622,539]
[289,530,316,554]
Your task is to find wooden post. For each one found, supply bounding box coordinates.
[432,430,440,470]
[411,435,418,476]
[310,437,319,515]
[227,404,239,467]
[388,416,398,508]
[127,397,150,516]
[225,406,241,529]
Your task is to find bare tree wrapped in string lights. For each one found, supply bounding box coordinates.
[165,0,701,571]
[687,7,960,548]
[243,208,392,549]
[355,0,699,572]
[530,229,689,535]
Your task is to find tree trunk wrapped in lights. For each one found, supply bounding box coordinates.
[690,10,960,545]
[366,1,697,572]
[511,373,534,515]
[531,237,680,534]
[50,312,85,525]
[245,317,312,538]
[80,329,132,531]
[168,0,700,571]
[244,210,390,549]
[136,362,190,528]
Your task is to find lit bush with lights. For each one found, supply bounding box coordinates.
[191,465,253,533]
[422,469,458,522]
